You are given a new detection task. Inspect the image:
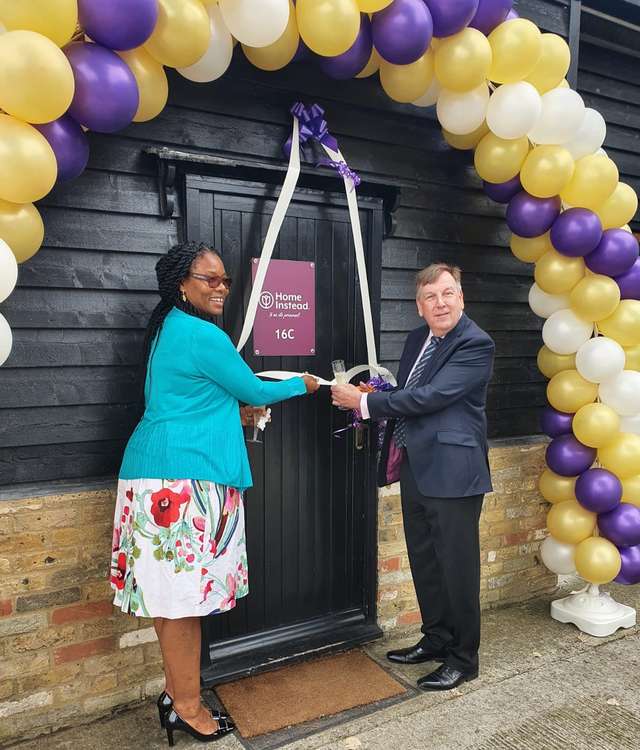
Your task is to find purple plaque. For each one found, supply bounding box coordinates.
[252,259,316,356]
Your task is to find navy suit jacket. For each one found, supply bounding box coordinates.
[369,313,495,498]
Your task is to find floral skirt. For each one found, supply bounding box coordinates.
[110,478,248,618]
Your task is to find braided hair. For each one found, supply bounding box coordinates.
[141,240,221,373]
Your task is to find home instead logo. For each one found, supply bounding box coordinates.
[258,290,310,312]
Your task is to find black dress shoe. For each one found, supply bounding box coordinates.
[417,664,478,691]
[165,708,235,746]
[386,643,447,665]
[157,692,232,729]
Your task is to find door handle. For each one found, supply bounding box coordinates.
[354,425,367,451]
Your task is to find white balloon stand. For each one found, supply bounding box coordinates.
[551,583,636,637]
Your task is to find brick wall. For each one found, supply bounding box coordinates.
[377,438,556,631]
[0,437,555,743]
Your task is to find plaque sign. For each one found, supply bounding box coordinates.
[251,258,316,356]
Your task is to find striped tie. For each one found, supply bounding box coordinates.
[392,336,441,448]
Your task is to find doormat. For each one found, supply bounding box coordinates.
[214,649,407,739]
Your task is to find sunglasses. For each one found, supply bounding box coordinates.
[189,272,233,289]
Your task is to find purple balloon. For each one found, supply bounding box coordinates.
[483,175,522,204]
[293,39,313,63]
[540,406,573,438]
[598,503,640,548]
[614,543,640,585]
[575,468,622,513]
[550,208,603,257]
[78,0,159,51]
[615,258,640,300]
[372,0,433,65]
[469,0,513,35]
[320,15,372,80]
[424,0,479,37]
[506,192,562,238]
[546,435,596,477]
[34,115,90,183]
[66,43,139,134]
[505,9,519,20]
[585,228,639,277]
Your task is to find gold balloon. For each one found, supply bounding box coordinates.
[560,153,619,211]
[243,1,298,71]
[474,132,529,184]
[297,0,360,57]
[488,19,541,84]
[572,403,620,448]
[118,48,169,123]
[625,344,640,371]
[558,78,570,88]
[539,469,577,504]
[547,500,596,545]
[144,0,211,68]
[0,114,57,204]
[434,28,492,93]
[0,0,77,46]
[537,346,576,379]
[598,300,640,347]
[547,370,598,414]
[510,232,553,263]
[598,433,640,479]
[0,198,44,263]
[442,121,489,150]
[380,50,434,103]
[0,30,75,124]
[570,274,621,322]
[621,475,640,507]
[358,0,392,10]
[520,145,574,199]
[524,33,571,94]
[356,48,381,78]
[575,536,621,585]
[535,249,585,295]
[596,182,638,230]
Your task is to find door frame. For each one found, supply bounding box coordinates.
[182,168,386,684]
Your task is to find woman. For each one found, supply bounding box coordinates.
[110,241,319,745]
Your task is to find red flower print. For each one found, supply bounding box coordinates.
[220,573,237,610]
[150,487,190,527]
[111,552,127,590]
[224,488,240,515]
[203,578,214,601]
[193,516,206,532]
[126,489,133,502]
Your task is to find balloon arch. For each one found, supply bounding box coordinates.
[0,0,639,587]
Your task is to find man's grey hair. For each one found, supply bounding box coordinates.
[415,263,462,297]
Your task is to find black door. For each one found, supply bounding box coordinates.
[184,173,384,682]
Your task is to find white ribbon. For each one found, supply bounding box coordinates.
[236,112,396,388]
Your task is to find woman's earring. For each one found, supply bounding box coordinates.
[180,290,187,303]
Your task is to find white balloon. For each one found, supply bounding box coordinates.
[528,88,585,145]
[620,413,640,435]
[219,0,289,48]
[528,283,570,319]
[177,6,233,82]
[436,84,489,135]
[0,238,18,303]
[561,108,607,161]
[599,370,640,416]
[0,312,11,366]
[542,309,594,355]
[486,82,541,140]
[413,77,442,108]
[576,336,626,383]
[540,535,576,575]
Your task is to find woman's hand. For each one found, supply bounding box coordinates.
[302,374,320,394]
[240,405,271,426]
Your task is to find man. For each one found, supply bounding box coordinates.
[332,264,494,691]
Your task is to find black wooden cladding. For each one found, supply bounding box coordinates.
[1,0,638,487]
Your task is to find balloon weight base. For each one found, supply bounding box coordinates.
[551,585,636,637]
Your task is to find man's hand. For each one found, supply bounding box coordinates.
[240,405,270,426]
[331,384,362,410]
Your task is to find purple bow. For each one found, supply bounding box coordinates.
[283,101,339,159]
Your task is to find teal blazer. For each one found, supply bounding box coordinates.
[119,307,306,489]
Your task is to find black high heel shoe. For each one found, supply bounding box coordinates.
[156,692,231,729]
[165,708,235,746]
